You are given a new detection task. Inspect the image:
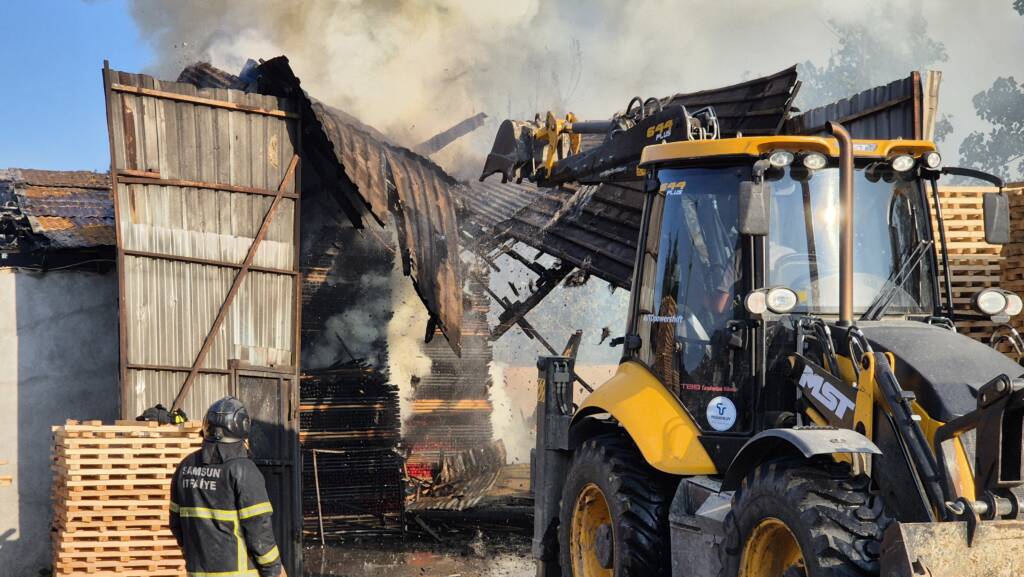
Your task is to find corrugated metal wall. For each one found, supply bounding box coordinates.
[786,72,922,140]
[103,65,301,420]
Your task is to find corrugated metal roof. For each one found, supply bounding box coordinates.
[0,169,115,249]
[786,72,921,139]
[661,65,800,137]
[256,56,465,353]
[469,71,928,291]
[470,181,642,289]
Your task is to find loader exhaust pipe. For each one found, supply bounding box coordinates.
[827,121,855,326]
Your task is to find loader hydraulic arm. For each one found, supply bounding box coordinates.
[480,99,720,187]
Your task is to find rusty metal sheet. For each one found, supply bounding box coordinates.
[104,65,301,419]
[470,70,927,292]
[0,169,115,250]
[466,181,643,289]
[786,72,922,139]
[661,64,800,137]
[256,56,463,352]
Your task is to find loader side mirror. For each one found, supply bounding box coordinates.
[983,192,1010,245]
[739,180,770,236]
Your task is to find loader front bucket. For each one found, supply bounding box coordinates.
[480,119,536,183]
[880,520,1024,577]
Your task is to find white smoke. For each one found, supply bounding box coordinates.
[387,259,432,431]
[488,361,535,464]
[129,0,1024,177]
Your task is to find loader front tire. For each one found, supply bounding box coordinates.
[558,432,675,577]
[721,460,889,577]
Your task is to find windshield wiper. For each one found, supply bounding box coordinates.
[861,239,933,321]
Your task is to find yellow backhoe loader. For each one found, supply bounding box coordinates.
[480,97,1024,577]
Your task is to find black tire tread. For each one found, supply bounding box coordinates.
[559,431,675,577]
[720,460,889,577]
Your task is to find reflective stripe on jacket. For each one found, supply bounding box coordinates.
[170,442,282,577]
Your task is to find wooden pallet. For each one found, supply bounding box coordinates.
[933,186,1013,343]
[51,420,202,577]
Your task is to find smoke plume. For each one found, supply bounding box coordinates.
[129,0,1024,178]
[387,259,432,430]
[488,361,534,464]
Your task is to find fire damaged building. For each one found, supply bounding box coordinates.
[0,169,119,576]
[0,47,960,577]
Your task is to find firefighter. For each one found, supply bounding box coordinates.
[170,397,286,577]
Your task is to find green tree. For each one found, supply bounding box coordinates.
[959,77,1024,180]
[797,10,948,110]
[1015,0,1024,15]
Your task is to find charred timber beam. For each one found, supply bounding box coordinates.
[479,277,593,393]
[110,83,299,119]
[491,261,573,340]
[414,112,488,157]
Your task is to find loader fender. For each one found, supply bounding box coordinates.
[721,428,881,491]
[572,361,716,475]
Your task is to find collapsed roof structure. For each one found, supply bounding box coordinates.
[0,169,114,267]
[3,59,935,357]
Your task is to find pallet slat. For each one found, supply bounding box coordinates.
[51,420,202,577]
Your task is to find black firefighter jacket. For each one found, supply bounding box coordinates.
[170,441,282,577]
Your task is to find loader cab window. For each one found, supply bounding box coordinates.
[766,166,935,315]
[635,166,752,434]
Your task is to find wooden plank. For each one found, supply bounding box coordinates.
[117,175,299,199]
[111,83,298,119]
[123,250,297,276]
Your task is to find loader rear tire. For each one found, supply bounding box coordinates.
[558,432,676,577]
[720,460,889,577]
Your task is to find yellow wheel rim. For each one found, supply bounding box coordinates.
[570,483,614,577]
[740,517,805,577]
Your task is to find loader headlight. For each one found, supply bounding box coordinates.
[801,152,828,170]
[768,150,795,168]
[766,287,799,313]
[923,151,942,170]
[1006,293,1024,317]
[974,288,1009,316]
[745,287,799,317]
[890,154,916,173]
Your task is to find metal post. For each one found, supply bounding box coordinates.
[534,356,575,577]
[827,121,855,325]
[312,449,325,547]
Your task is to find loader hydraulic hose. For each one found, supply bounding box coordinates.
[826,121,854,326]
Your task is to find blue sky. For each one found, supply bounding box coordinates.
[0,1,152,172]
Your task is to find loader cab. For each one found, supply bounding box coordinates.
[629,137,946,444]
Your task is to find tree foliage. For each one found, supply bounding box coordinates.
[797,10,947,110]
[960,77,1024,180]
[1015,0,1024,16]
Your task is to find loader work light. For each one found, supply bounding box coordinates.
[1005,293,1024,317]
[923,151,942,170]
[974,288,1010,316]
[766,287,799,313]
[768,150,795,168]
[802,152,828,170]
[745,287,799,317]
[890,154,916,173]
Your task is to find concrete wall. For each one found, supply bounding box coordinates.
[0,267,119,576]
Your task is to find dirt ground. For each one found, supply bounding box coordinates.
[302,531,533,577]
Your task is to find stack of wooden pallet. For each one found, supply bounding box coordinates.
[932,186,1005,342]
[51,420,202,577]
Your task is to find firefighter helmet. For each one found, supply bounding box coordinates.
[202,397,251,443]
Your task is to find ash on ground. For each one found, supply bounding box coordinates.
[303,530,532,577]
